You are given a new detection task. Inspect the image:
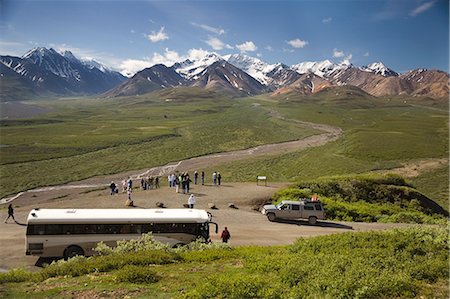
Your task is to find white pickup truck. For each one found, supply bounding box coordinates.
[261,200,325,224]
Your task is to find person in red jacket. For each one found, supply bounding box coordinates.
[221,227,231,243]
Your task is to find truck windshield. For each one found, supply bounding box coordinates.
[275,203,283,209]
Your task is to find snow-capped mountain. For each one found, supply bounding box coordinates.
[360,62,399,77]
[1,47,447,100]
[290,60,350,78]
[1,47,125,98]
[173,53,222,80]
[191,60,270,96]
[223,53,277,85]
[106,64,186,97]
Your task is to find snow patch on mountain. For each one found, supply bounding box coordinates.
[174,52,222,80]
[290,60,349,77]
[360,62,399,77]
[223,53,277,85]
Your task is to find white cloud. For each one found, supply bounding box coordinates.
[364,52,370,57]
[151,48,184,65]
[265,45,274,52]
[119,48,184,77]
[286,38,308,49]
[147,26,169,42]
[322,17,332,23]
[130,29,136,34]
[282,48,295,53]
[205,37,233,50]
[333,48,345,58]
[187,48,211,61]
[206,37,225,50]
[236,41,257,52]
[410,0,435,17]
[341,54,353,65]
[120,59,154,77]
[191,22,225,35]
[256,53,262,58]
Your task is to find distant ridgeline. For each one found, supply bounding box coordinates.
[1,47,448,100]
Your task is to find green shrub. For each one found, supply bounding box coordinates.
[94,233,170,255]
[273,174,448,224]
[114,265,160,284]
[0,268,33,283]
[183,272,286,299]
[37,250,181,280]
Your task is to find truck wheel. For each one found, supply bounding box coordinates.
[64,245,84,260]
[267,213,276,222]
[308,216,317,225]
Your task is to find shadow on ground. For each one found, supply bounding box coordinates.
[274,219,353,229]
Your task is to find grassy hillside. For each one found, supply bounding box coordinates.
[1,227,448,298]
[203,95,449,210]
[272,174,448,224]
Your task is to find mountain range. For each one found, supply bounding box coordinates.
[0,47,126,100]
[1,47,448,100]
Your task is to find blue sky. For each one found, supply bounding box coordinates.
[0,0,448,75]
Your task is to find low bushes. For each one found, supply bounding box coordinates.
[114,265,160,284]
[1,228,448,298]
[272,174,448,224]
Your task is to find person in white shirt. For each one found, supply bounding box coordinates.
[188,194,196,208]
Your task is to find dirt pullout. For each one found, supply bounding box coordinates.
[0,182,412,272]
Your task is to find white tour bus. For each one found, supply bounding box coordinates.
[26,208,218,259]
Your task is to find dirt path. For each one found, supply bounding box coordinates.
[376,158,448,178]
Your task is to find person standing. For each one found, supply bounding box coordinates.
[110,181,117,195]
[201,171,205,185]
[187,194,196,209]
[185,174,191,193]
[217,172,222,186]
[4,204,16,223]
[194,171,198,185]
[155,176,160,189]
[221,227,231,243]
[212,171,217,185]
[175,176,180,193]
[126,188,134,207]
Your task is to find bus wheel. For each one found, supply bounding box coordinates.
[64,245,84,259]
[308,216,317,225]
[267,213,276,222]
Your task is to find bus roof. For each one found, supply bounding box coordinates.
[26,209,210,224]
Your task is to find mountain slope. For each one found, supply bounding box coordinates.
[191,60,269,97]
[272,72,332,96]
[105,64,186,97]
[400,69,449,99]
[0,47,126,99]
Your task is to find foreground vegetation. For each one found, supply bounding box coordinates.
[1,227,448,298]
[273,174,448,224]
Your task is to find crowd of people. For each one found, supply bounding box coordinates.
[107,171,223,208]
